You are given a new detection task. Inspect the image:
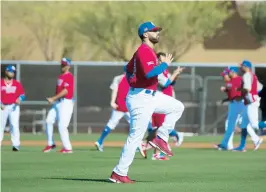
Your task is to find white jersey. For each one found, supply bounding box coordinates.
[110,74,124,90]
[157,73,176,98]
[242,72,263,93]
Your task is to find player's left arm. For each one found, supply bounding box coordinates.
[15,82,26,105]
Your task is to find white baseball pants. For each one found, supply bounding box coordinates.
[45,99,74,150]
[107,110,130,130]
[240,99,260,143]
[113,88,184,176]
[0,104,20,147]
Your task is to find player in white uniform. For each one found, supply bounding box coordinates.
[233,60,265,151]
[95,74,147,157]
[95,74,130,152]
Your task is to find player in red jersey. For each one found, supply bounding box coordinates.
[109,22,185,183]
[95,74,130,151]
[1,65,25,151]
[42,58,74,153]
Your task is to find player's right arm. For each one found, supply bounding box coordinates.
[109,75,122,109]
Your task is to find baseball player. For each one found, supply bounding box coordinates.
[219,67,235,150]
[42,58,74,153]
[143,52,185,160]
[1,65,25,151]
[233,60,265,151]
[94,74,130,150]
[109,21,185,183]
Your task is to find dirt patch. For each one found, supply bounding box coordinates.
[2,140,266,149]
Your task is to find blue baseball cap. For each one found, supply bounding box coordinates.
[229,66,239,73]
[138,22,162,37]
[61,58,71,66]
[5,65,16,73]
[241,60,252,68]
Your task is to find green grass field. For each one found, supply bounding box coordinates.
[2,134,266,192]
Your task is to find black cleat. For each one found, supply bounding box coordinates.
[12,147,19,152]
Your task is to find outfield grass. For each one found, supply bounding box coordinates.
[2,134,266,192]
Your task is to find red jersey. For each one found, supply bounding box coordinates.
[126,43,158,91]
[56,72,74,99]
[225,76,242,100]
[1,79,25,104]
[116,75,130,112]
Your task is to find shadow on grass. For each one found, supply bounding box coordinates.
[45,177,152,183]
[46,177,111,183]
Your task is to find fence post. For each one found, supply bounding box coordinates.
[191,67,196,100]
[73,64,78,135]
[199,77,208,134]
[16,62,21,81]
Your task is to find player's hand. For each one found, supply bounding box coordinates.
[161,53,174,66]
[15,99,21,105]
[110,102,118,109]
[1,104,5,110]
[220,86,226,92]
[46,97,55,104]
[173,66,185,75]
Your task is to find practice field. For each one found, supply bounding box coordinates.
[2,134,266,192]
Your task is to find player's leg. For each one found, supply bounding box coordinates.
[0,106,10,146]
[226,115,234,150]
[246,101,264,150]
[150,92,184,155]
[234,106,249,151]
[9,105,20,151]
[111,92,155,179]
[43,104,57,152]
[57,99,74,152]
[219,101,242,149]
[95,110,125,151]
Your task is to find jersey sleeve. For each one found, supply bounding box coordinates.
[17,82,25,96]
[137,48,157,75]
[158,73,169,87]
[243,73,252,91]
[110,75,123,90]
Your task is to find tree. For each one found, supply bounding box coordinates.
[75,1,231,61]
[1,36,33,60]
[245,2,266,46]
[3,1,80,61]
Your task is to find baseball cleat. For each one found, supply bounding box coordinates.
[95,141,104,152]
[42,144,56,153]
[12,146,19,152]
[176,132,184,147]
[151,154,169,161]
[214,144,227,151]
[149,137,173,157]
[137,143,147,158]
[109,171,135,184]
[58,148,73,153]
[232,147,246,152]
[254,138,263,151]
